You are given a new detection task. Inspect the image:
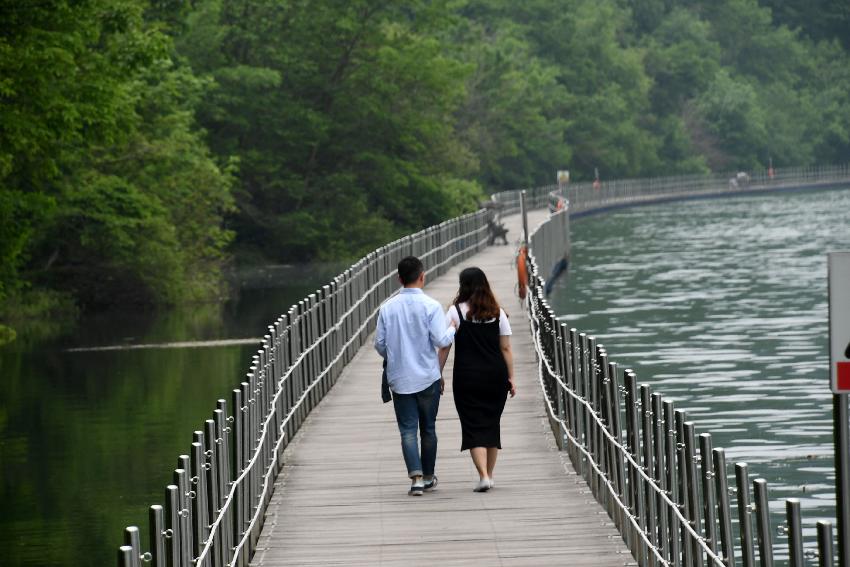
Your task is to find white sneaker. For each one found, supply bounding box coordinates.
[473,479,491,492]
[408,479,425,496]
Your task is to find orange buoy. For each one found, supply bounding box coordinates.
[517,245,528,300]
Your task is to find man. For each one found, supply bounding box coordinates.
[375,256,456,496]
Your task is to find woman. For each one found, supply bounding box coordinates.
[439,267,516,492]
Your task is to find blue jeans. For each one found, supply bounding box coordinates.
[391,380,441,478]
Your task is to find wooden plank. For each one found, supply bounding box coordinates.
[250,210,632,566]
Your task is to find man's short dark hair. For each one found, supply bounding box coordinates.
[398,256,424,285]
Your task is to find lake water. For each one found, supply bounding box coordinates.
[547,186,850,554]
[0,274,327,566]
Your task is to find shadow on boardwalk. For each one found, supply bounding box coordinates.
[250,210,630,566]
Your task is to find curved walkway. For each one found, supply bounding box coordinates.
[249,211,630,566]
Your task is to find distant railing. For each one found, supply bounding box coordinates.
[561,163,850,216]
[520,167,850,567]
[491,164,850,279]
[117,211,488,566]
[495,163,850,220]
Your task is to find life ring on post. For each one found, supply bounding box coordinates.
[517,245,528,300]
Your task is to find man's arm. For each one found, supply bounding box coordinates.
[428,304,455,348]
[374,310,387,358]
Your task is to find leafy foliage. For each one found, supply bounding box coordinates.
[0,0,233,336]
[3,0,850,341]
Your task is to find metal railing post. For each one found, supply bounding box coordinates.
[819,521,835,567]
[571,328,588,480]
[787,498,804,567]
[149,505,166,567]
[118,546,135,567]
[165,484,180,567]
[641,384,658,567]
[520,190,528,244]
[675,410,692,567]
[233,388,245,531]
[712,449,735,567]
[559,322,574,454]
[835,393,850,567]
[215,403,232,562]
[753,478,773,567]
[609,360,627,527]
[123,526,142,567]
[735,463,756,567]
[625,370,640,553]
[190,441,208,562]
[652,393,669,564]
[665,400,682,567]
[174,468,192,566]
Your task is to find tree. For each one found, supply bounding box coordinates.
[0,0,235,339]
[553,0,661,177]
[451,21,570,189]
[695,70,768,168]
[807,40,850,163]
[181,0,482,263]
[758,0,850,49]
[644,8,721,115]
[699,0,806,85]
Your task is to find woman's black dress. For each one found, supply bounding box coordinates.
[452,304,510,451]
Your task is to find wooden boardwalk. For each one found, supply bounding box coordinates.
[250,211,631,566]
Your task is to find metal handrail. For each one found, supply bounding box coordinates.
[525,284,724,566]
[527,300,727,564]
[520,167,850,566]
[117,210,489,567]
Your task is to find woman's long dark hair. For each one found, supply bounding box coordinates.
[453,267,500,320]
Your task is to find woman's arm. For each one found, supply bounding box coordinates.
[437,310,458,395]
[438,345,452,394]
[499,335,515,397]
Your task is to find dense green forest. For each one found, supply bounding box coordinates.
[2,0,849,343]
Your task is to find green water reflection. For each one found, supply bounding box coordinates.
[0,283,320,566]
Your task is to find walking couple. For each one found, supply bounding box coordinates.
[374,256,517,496]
